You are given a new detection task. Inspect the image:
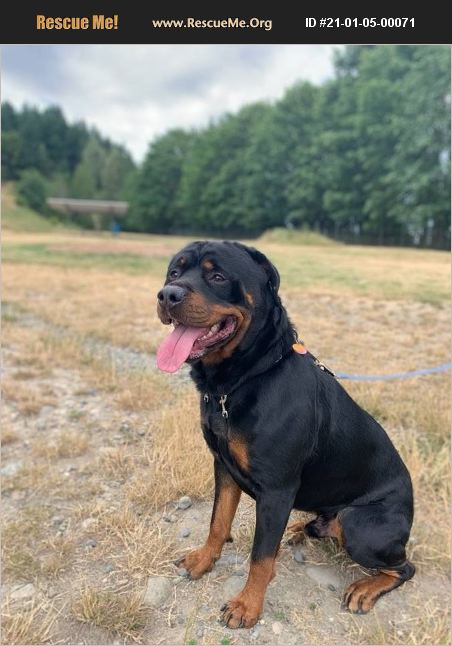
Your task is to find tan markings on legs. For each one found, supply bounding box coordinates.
[327,516,344,546]
[229,435,249,472]
[343,570,402,613]
[222,557,275,628]
[304,513,344,544]
[178,480,241,579]
[287,520,306,545]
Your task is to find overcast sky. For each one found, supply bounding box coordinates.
[2,45,338,161]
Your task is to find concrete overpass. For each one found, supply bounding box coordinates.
[47,198,128,216]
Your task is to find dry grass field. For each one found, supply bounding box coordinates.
[1,228,450,645]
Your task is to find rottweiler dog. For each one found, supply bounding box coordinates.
[156,240,415,628]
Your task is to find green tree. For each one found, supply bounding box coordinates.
[178,103,273,234]
[1,102,18,131]
[17,169,48,212]
[100,148,135,200]
[128,129,194,232]
[41,106,70,174]
[70,137,106,198]
[1,131,22,180]
[386,46,451,246]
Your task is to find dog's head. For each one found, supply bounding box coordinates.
[156,241,280,372]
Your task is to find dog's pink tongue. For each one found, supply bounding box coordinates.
[157,325,208,373]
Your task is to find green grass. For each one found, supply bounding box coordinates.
[2,235,450,304]
[266,246,450,305]
[259,227,339,245]
[2,242,168,275]
[1,183,67,233]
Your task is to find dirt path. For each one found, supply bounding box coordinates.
[1,316,450,645]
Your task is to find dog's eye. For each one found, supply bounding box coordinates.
[211,273,225,283]
[169,269,179,279]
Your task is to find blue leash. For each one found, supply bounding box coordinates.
[335,362,452,382]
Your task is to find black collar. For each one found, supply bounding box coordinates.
[201,337,294,414]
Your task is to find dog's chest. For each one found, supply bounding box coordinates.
[201,397,249,470]
[201,396,230,447]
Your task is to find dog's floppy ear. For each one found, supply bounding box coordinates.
[232,242,280,294]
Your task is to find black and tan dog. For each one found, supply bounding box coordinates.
[156,240,415,628]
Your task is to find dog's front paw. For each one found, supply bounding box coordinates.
[176,545,217,580]
[221,592,262,629]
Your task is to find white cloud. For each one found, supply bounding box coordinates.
[2,45,339,161]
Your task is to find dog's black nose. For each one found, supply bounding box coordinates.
[157,285,187,308]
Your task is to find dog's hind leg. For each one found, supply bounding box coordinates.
[339,504,415,613]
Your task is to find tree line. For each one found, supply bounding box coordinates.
[1,102,135,223]
[2,45,450,247]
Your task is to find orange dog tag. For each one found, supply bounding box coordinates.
[292,342,307,355]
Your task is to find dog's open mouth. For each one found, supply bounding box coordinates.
[188,316,238,360]
[156,316,238,373]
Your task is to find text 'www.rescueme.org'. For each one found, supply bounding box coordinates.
[150,17,273,31]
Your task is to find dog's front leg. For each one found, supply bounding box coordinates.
[221,489,295,628]
[176,459,241,580]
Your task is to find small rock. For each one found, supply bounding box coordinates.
[176,568,188,577]
[163,514,177,523]
[82,517,97,530]
[104,563,115,573]
[306,566,341,590]
[196,627,204,638]
[138,429,146,436]
[177,496,192,510]
[0,461,22,477]
[217,554,244,567]
[46,585,58,599]
[272,621,283,635]
[179,528,191,538]
[293,547,306,563]
[84,539,97,549]
[10,583,36,601]
[143,576,172,607]
[232,569,246,577]
[216,556,229,567]
[250,627,260,640]
[223,575,245,600]
[51,515,64,526]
